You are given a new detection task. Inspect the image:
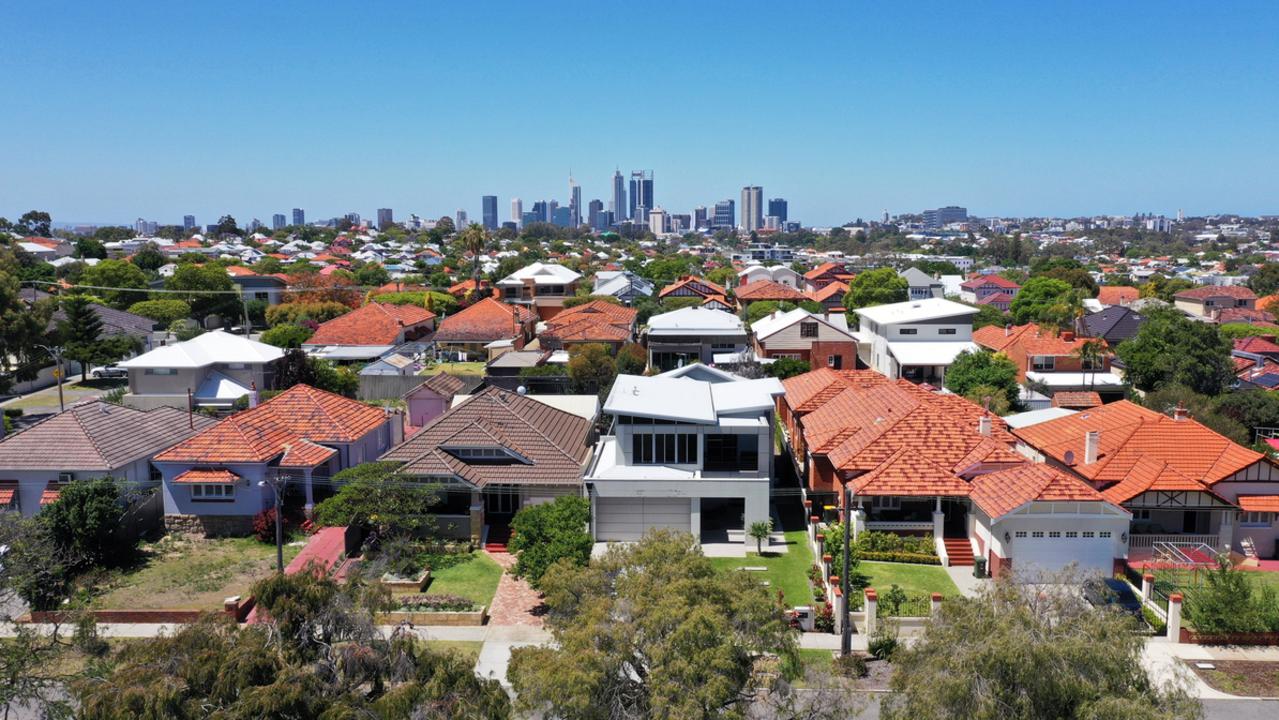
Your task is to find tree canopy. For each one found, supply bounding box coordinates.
[1008,276,1074,325]
[508,495,592,588]
[80,260,149,310]
[943,350,1020,410]
[843,267,908,311]
[313,461,440,538]
[1115,307,1233,395]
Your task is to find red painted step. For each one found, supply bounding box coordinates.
[485,525,512,553]
[943,538,974,566]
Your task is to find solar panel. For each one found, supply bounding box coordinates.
[1252,374,1279,388]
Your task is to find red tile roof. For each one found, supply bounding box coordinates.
[1175,285,1257,301]
[1216,307,1274,324]
[804,262,853,281]
[974,323,1093,356]
[173,468,241,484]
[1097,286,1139,305]
[978,292,1016,306]
[969,463,1108,519]
[658,276,726,300]
[807,280,849,304]
[433,297,535,343]
[1237,495,1279,512]
[540,301,637,344]
[961,274,1020,290]
[305,301,435,346]
[278,440,339,468]
[734,280,808,302]
[1051,392,1102,409]
[1234,336,1279,355]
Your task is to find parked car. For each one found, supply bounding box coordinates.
[1082,577,1143,619]
[90,364,127,379]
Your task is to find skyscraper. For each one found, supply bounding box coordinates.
[511,198,523,228]
[767,198,788,224]
[648,207,668,234]
[611,170,626,221]
[587,198,604,228]
[922,206,967,229]
[532,201,548,223]
[292,208,305,226]
[183,215,196,231]
[456,209,468,229]
[272,213,286,230]
[376,208,394,230]
[569,176,582,227]
[628,170,653,223]
[693,206,708,230]
[713,200,735,229]
[482,195,498,230]
[547,200,558,223]
[741,186,763,232]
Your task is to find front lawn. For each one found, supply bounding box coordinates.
[422,640,484,665]
[424,551,503,606]
[90,535,303,611]
[709,529,816,607]
[857,561,960,598]
[421,361,486,377]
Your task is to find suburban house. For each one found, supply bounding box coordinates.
[657,276,732,310]
[807,280,849,314]
[117,330,285,410]
[803,262,855,293]
[1082,305,1147,347]
[737,265,803,289]
[644,306,749,371]
[1096,286,1140,307]
[496,262,582,320]
[751,308,858,370]
[777,368,1131,576]
[403,373,470,431]
[854,297,979,384]
[733,279,809,307]
[1013,400,1279,560]
[899,267,944,300]
[301,302,436,362]
[0,402,217,516]
[152,384,401,536]
[959,274,1021,306]
[378,386,594,543]
[973,323,1123,400]
[1174,285,1258,319]
[226,266,288,305]
[432,297,536,359]
[591,270,654,304]
[49,303,162,354]
[585,365,784,543]
[538,300,638,351]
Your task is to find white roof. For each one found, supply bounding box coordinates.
[855,297,979,325]
[497,261,581,286]
[306,345,395,361]
[193,370,251,401]
[603,372,782,423]
[886,340,979,366]
[708,377,785,414]
[647,306,746,335]
[1002,407,1078,429]
[1024,371,1125,387]
[118,330,284,369]
[751,308,850,341]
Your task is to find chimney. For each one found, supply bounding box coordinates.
[1004,323,1012,337]
[249,382,259,409]
[1084,430,1100,464]
[1061,330,1074,342]
[978,415,991,436]
[1257,355,1265,370]
[1173,402,1188,421]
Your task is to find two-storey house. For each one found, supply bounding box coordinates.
[751,308,858,370]
[1173,285,1259,320]
[496,262,582,320]
[959,274,1021,306]
[974,323,1123,400]
[117,330,285,410]
[644,307,749,371]
[855,298,979,384]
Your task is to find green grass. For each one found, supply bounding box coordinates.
[422,640,484,664]
[424,552,503,606]
[797,648,835,675]
[709,529,816,607]
[420,361,486,376]
[1154,567,1279,592]
[858,561,960,597]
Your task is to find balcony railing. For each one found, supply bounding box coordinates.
[1128,533,1219,549]
[866,520,934,532]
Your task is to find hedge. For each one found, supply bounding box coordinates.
[858,551,943,565]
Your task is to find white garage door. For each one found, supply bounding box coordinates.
[595,497,692,541]
[1015,532,1114,577]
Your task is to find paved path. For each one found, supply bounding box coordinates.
[944,565,988,598]
[484,550,546,627]
[1144,641,1279,700]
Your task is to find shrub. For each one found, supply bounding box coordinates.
[252,507,279,544]
[878,584,908,616]
[376,535,426,578]
[833,652,869,679]
[508,496,592,589]
[265,301,351,327]
[858,551,943,565]
[868,620,900,660]
[39,478,133,569]
[128,299,192,326]
[260,323,313,348]
[813,603,835,633]
[1181,560,1279,633]
[396,594,479,612]
[1142,605,1167,635]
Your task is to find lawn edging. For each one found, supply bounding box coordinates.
[376,606,488,626]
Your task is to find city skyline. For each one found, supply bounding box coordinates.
[3,2,1278,225]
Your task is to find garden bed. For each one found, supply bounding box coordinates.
[378,593,488,626]
[1183,660,1279,697]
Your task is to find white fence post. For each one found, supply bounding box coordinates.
[930,592,942,617]
[1141,573,1154,603]
[1167,593,1183,643]
[863,588,878,639]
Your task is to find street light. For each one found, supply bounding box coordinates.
[258,475,287,573]
[35,344,65,413]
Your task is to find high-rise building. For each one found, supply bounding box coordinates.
[376,208,394,230]
[767,198,788,224]
[511,198,523,228]
[628,170,653,223]
[552,207,573,227]
[293,208,306,226]
[183,215,196,231]
[587,199,604,229]
[134,218,158,236]
[272,213,286,230]
[569,176,582,227]
[693,206,708,230]
[648,207,668,234]
[741,186,763,232]
[611,170,626,221]
[456,209,468,229]
[922,206,967,229]
[713,200,735,229]
[248,218,263,233]
[670,214,691,233]
[346,212,362,226]
[482,195,499,230]
[532,201,548,223]
[592,209,613,233]
[547,200,559,223]
[521,211,540,227]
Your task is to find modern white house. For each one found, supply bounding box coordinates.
[737,265,804,289]
[644,306,749,371]
[117,330,285,410]
[585,365,784,543]
[854,298,979,384]
[592,270,654,304]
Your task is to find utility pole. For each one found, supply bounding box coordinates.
[36,344,65,413]
[841,484,853,656]
[259,475,287,572]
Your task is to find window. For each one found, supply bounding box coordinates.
[711,343,737,351]
[1242,511,1273,526]
[223,362,247,370]
[800,322,818,338]
[1031,356,1055,372]
[1014,531,1027,538]
[452,447,508,459]
[938,328,957,335]
[898,328,918,336]
[1065,531,1078,538]
[1099,531,1112,538]
[1081,357,1101,371]
[145,368,176,376]
[1031,531,1045,538]
[827,355,838,368]
[1083,531,1095,538]
[774,352,802,360]
[1048,531,1061,538]
[631,433,698,465]
[191,483,234,501]
[871,496,901,510]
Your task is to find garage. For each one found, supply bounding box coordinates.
[595,497,692,541]
[1012,530,1115,577]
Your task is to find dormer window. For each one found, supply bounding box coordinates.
[445,446,523,464]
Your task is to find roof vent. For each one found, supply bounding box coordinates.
[1064,450,1076,465]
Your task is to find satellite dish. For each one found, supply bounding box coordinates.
[517,385,527,395]
[1064,450,1076,465]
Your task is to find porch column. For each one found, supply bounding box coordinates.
[1218,510,1234,554]
[690,497,701,538]
[932,496,945,539]
[469,489,484,544]
[303,468,314,517]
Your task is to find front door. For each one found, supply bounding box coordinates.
[943,499,968,537]
[485,486,519,520]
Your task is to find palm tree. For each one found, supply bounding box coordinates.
[460,223,488,288]
[1073,339,1106,390]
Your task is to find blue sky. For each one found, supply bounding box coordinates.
[2,1,1277,227]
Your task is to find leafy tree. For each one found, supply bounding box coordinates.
[910,260,961,276]
[0,513,71,612]
[1181,558,1279,633]
[1142,385,1248,444]
[0,250,56,394]
[261,323,313,348]
[1009,276,1073,325]
[313,461,440,538]
[275,348,358,396]
[353,262,390,287]
[81,259,149,309]
[1215,390,1279,436]
[127,298,190,325]
[58,295,105,380]
[265,300,351,326]
[508,530,798,719]
[1140,274,1196,302]
[1036,265,1098,295]
[213,214,240,237]
[170,318,204,341]
[566,342,616,394]
[881,577,1202,720]
[165,262,239,322]
[74,237,107,259]
[963,383,1011,415]
[843,267,908,311]
[766,357,811,379]
[130,241,166,272]
[615,341,648,374]
[944,350,1019,408]
[1115,308,1233,395]
[374,290,458,314]
[1249,263,1279,297]
[508,496,592,588]
[0,604,79,718]
[16,210,52,237]
[1216,322,1273,340]
[39,478,135,570]
[970,303,1009,330]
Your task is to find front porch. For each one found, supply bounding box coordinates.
[850,495,971,566]
[1125,492,1236,560]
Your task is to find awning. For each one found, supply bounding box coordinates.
[887,341,978,367]
[194,370,252,401]
[0,483,16,506]
[173,468,241,484]
[1237,495,1279,512]
[40,488,61,506]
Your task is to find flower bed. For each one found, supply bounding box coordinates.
[377,592,488,626]
[397,593,479,612]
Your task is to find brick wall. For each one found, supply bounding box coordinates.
[165,513,254,538]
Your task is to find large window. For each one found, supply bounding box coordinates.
[704,434,759,472]
[631,433,698,465]
[1031,355,1055,372]
[191,483,234,501]
[800,322,818,338]
[1242,511,1273,526]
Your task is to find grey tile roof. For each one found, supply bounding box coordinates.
[0,402,218,471]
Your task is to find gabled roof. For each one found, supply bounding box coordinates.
[657,276,726,300]
[978,292,1015,305]
[975,323,1096,357]
[118,330,284,369]
[604,372,783,423]
[1174,285,1257,301]
[541,301,637,344]
[496,261,581,286]
[154,384,387,464]
[804,262,852,280]
[647,306,746,334]
[969,463,1109,519]
[1051,391,1102,409]
[960,274,1020,290]
[807,280,849,304]
[433,297,535,343]
[1234,336,1279,355]
[1012,400,1267,503]
[734,280,808,302]
[409,372,467,400]
[1097,286,1139,306]
[380,386,591,488]
[304,302,435,347]
[1082,306,1146,343]
[752,308,851,341]
[0,402,218,471]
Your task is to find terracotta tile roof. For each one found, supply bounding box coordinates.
[374,281,429,294]
[972,324,1022,352]
[1097,286,1140,305]
[804,262,851,280]
[1234,336,1279,355]
[658,276,726,300]
[1216,307,1274,324]
[1175,285,1257,301]
[961,274,1020,290]
[155,384,387,464]
[781,368,892,414]
[380,386,591,488]
[974,323,1093,356]
[734,280,808,302]
[807,280,849,304]
[305,302,435,346]
[447,278,490,296]
[0,402,218,471]
[278,440,338,468]
[1237,495,1279,512]
[173,468,241,484]
[969,463,1107,519]
[1012,400,1267,503]
[412,373,467,399]
[225,265,258,277]
[433,297,534,343]
[541,301,637,344]
[1052,392,1102,409]
[978,292,1015,305]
